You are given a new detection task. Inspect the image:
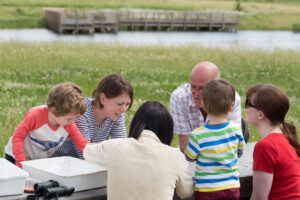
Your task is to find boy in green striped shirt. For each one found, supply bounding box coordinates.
[184,79,245,200]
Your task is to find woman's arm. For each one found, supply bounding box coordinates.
[176,154,194,198]
[83,143,106,165]
[83,139,118,166]
[110,114,127,138]
[251,170,273,200]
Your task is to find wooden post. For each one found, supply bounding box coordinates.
[90,12,95,34]
[117,12,120,31]
[131,11,134,31]
[235,14,238,32]
[170,12,174,31]
[209,12,212,31]
[196,12,200,31]
[222,13,225,31]
[100,12,104,32]
[157,12,161,31]
[183,12,187,31]
[58,11,62,33]
[144,12,147,30]
[74,10,79,34]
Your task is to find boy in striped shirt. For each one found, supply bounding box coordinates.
[185,79,245,200]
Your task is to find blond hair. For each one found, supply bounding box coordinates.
[47,82,86,117]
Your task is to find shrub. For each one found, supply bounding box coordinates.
[292,23,300,32]
[235,0,243,12]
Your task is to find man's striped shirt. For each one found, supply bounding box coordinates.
[185,120,245,192]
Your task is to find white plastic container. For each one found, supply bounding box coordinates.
[0,158,28,196]
[21,156,107,192]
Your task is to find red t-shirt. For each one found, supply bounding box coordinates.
[253,133,300,200]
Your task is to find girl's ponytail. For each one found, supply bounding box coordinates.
[282,121,300,156]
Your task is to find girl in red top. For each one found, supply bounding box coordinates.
[245,84,300,200]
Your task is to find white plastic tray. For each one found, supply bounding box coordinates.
[21,156,107,192]
[0,158,28,196]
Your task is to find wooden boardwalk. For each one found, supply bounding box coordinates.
[44,8,239,34]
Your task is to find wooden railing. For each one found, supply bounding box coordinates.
[44,8,239,34]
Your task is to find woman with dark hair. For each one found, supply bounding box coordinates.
[128,101,173,145]
[83,101,194,200]
[53,74,133,159]
[245,84,300,200]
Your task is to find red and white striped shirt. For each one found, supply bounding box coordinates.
[5,106,88,167]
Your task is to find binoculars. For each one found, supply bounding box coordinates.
[34,180,59,194]
[27,180,74,200]
[43,186,75,198]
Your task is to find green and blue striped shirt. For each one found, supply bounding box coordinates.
[185,120,245,192]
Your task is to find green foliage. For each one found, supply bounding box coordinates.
[293,23,300,32]
[1,42,300,157]
[235,0,243,11]
[16,7,25,15]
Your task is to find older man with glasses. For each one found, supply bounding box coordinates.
[170,61,249,153]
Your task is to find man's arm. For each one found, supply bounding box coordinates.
[179,135,190,152]
[230,91,242,124]
[170,86,192,152]
[231,92,250,145]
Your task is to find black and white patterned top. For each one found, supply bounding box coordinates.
[52,97,127,159]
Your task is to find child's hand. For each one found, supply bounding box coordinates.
[16,161,23,168]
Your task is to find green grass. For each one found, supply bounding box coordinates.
[1,42,300,157]
[239,13,300,30]
[0,0,300,30]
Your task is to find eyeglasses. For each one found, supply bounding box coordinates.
[187,83,203,93]
[245,99,259,109]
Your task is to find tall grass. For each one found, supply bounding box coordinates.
[1,42,300,157]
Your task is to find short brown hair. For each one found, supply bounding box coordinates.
[92,74,133,109]
[47,82,86,117]
[202,79,235,116]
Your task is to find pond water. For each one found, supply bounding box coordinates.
[0,29,300,51]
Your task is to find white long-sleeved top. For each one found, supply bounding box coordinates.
[83,130,194,200]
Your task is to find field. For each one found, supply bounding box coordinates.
[1,42,300,157]
[0,0,300,30]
